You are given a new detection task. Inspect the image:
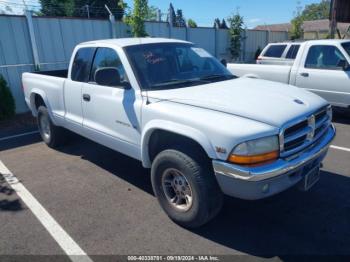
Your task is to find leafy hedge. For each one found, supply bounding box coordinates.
[0,75,15,120]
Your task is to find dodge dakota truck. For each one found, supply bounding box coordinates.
[228,40,350,108]
[23,38,335,228]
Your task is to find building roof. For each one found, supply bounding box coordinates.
[302,19,350,33]
[80,38,191,47]
[253,23,292,32]
[254,19,350,34]
[305,39,350,44]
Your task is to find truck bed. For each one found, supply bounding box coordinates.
[227,63,292,84]
[33,69,68,78]
[22,70,68,120]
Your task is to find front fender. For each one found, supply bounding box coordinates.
[141,120,217,168]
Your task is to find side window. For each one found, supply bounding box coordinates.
[71,47,95,82]
[264,45,287,58]
[305,45,346,70]
[90,47,128,84]
[286,45,300,59]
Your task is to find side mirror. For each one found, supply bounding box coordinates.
[220,59,227,68]
[338,59,350,71]
[95,67,125,87]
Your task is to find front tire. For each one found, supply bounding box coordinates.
[151,148,223,228]
[37,106,66,148]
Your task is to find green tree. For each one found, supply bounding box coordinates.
[145,5,158,21]
[168,3,187,27]
[187,19,197,28]
[39,0,126,19]
[73,0,126,19]
[0,75,15,120]
[126,0,148,37]
[168,3,176,26]
[221,19,228,29]
[213,18,220,28]
[213,18,229,29]
[291,16,304,40]
[291,1,303,40]
[301,0,330,20]
[228,12,244,61]
[175,9,186,27]
[290,0,330,39]
[116,0,128,20]
[39,0,75,16]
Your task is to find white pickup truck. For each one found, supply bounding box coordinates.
[23,38,335,227]
[228,40,350,108]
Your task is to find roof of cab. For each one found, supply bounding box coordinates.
[79,37,192,47]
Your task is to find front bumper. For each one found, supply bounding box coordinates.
[213,124,336,200]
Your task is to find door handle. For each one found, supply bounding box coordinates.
[300,72,309,77]
[83,94,91,102]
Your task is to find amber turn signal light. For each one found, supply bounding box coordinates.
[228,150,279,166]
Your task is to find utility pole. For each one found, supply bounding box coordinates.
[330,0,337,39]
[157,8,161,22]
[85,5,90,19]
[168,5,174,38]
[21,0,27,13]
[21,0,40,70]
[105,4,117,38]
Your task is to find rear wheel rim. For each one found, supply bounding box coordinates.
[161,168,193,212]
[39,113,51,140]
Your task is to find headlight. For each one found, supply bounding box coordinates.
[228,136,279,166]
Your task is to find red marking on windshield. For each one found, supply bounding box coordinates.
[143,52,166,64]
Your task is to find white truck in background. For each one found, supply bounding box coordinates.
[22,38,335,228]
[228,40,350,108]
[256,42,301,65]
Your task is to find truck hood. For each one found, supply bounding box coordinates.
[146,78,328,127]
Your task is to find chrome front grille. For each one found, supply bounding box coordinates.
[280,106,332,157]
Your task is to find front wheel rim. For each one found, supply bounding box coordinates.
[39,113,51,140]
[161,168,193,212]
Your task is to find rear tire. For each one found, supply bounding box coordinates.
[37,106,66,148]
[151,147,223,228]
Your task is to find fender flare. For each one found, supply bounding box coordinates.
[141,120,217,168]
[29,89,58,125]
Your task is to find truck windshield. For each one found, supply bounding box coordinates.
[124,43,235,90]
[342,42,350,57]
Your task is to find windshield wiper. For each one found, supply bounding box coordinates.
[200,74,234,81]
[149,78,205,89]
[148,75,235,90]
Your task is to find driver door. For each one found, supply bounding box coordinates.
[82,47,142,156]
[295,45,350,107]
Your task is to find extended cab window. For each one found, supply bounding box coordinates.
[90,47,127,84]
[264,45,287,58]
[305,45,347,70]
[71,47,95,82]
[286,45,300,59]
